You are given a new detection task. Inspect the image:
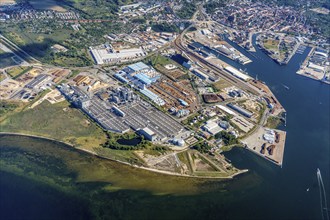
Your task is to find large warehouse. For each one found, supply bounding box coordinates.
[224,66,252,81]
[90,47,146,65]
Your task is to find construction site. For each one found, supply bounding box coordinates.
[134,149,244,178]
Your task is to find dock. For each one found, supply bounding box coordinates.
[242,127,286,167]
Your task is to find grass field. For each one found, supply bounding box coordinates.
[212,79,232,91]
[150,54,175,67]
[263,39,279,51]
[0,100,107,149]
[0,72,6,82]
[0,53,17,69]
[265,116,281,129]
[0,48,6,55]
[6,66,31,79]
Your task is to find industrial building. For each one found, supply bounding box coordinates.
[192,68,208,80]
[138,127,157,141]
[112,105,126,117]
[140,88,165,106]
[227,103,253,118]
[263,129,276,144]
[214,45,232,56]
[224,66,252,81]
[90,46,146,65]
[307,62,325,72]
[124,62,150,73]
[110,87,138,104]
[125,62,160,83]
[81,98,130,133]
[203,119,223,135]
[59,82,184,142]
[25,74,51,89]
[216,104,238,116]
[171,138,185,146]
[115,62,161,87]
[114,72,129,84]
[134,73,153,85]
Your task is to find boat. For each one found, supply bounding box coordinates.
[239,68,248,75]
[282,84,290,90]
[317,168,329,220]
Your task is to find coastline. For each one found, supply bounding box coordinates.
[0,132,248,179]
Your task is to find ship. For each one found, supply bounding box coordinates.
[317,168,329,220]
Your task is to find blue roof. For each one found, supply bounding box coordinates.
[190,42,204,49]
[134,73,152,85]
[140,89,159,100]
[150,75,160,82]
[178,99,189,106]
[114,73,129,83]
[128,62,150,72]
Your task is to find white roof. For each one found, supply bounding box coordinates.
[204,121,219,130]
[204,121,223,135]
[90,48,145,64]
[308,62,325,71]
[314,51,328,58]
[142,127,156,136]
[225,66,252,81]
[216,105,238,116]
[128,62,150,72]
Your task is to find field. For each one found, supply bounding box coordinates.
[56,0,132,18]
[212,79,232,91]
[149,54,176,67]
[6,66,32,79]
[0,52,17,69]
[28,0,67,12]
[1,26,89,66]
[263,39,279,51]
[0,100,107,149]
[265,116,282,129]
[4,27,72,54]
[0,72,5,82]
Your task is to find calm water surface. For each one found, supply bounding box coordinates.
[0,36,329,220]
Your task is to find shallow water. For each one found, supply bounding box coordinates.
[0,35,329,219]
[0,134,262,219]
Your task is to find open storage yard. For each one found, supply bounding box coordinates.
[242,127,286,166]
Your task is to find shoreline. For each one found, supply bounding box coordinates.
[0,132,248,179]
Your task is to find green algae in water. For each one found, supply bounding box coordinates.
[0,134,263,219]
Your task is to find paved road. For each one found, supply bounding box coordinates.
[0,34,39,64]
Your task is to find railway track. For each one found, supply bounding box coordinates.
[173,35,262,96]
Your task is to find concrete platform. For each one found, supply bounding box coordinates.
[242,127,286,166]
